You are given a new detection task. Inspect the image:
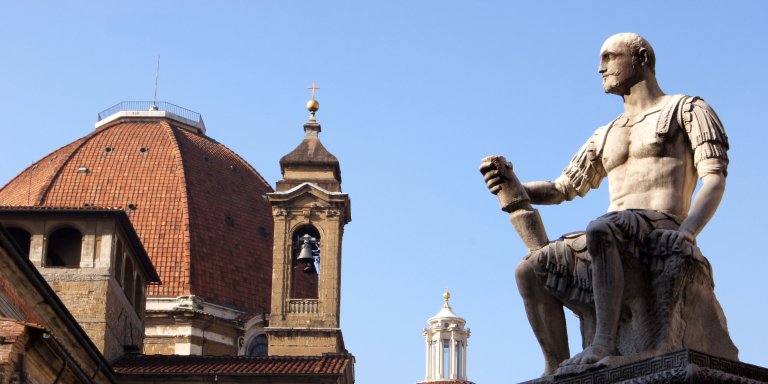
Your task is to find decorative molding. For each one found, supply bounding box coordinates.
[520,350,768,384]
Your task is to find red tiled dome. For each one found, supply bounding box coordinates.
[0,116,274,312]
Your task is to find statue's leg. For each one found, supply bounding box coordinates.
[515,258,569,376]
[561,219,621,366]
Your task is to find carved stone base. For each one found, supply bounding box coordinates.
[520,350,768,384]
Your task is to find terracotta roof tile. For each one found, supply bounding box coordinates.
[0,118,273,311]
[111,353,353,375]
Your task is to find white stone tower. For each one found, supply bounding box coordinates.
[421,290,472,383]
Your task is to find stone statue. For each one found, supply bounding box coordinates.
[481,33,737,377]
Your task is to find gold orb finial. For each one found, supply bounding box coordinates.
[306,99,320,112]
[306,82,320,121]
[443,288,451,308]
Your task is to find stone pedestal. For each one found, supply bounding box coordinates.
[521,350,768,384]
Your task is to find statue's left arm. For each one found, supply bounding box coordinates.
[654,97,729,249]
[680,97,729,236]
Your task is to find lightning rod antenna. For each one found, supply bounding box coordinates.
[151,56,160,111]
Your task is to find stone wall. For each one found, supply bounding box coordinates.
[43,271,142,361]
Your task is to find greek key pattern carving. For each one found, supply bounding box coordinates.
[519,350,768,384]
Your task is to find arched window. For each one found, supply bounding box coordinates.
[123,258,135,305]
[46,227,82,267]
[246,334,268,356]
[114,239,124,284]
[6,227,31,257]
[291,225,320,299]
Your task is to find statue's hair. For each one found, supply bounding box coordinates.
[613,33,656,74]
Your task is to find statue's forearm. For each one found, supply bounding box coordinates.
[524,181,567,205]
[679,172,726,238]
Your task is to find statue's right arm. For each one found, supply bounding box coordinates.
[523,181,567,205]
[525,128,608,205]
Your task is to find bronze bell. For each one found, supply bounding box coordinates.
[297,241,314,264]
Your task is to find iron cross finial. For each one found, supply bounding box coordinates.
[308,82,320,100]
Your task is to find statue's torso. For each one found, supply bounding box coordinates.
[601,100,697,217]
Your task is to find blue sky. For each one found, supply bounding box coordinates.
[1,1,766,383]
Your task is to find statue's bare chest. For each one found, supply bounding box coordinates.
[601,110,678,173]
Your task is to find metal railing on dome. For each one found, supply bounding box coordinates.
[96,101,203,123]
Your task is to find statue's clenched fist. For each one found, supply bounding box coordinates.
[480,155,513,195]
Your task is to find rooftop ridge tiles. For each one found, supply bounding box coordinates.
[161,120,194,296]
[0,205,125,211]
[111,353,353,375]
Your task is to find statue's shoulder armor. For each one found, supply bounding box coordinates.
[591,123,611,160]
[656,94,688,136]
[556,126,609,200]
[673,95,729,169]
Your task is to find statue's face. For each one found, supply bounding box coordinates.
[598,37,640,95]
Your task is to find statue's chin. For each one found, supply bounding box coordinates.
[603,84,626,96]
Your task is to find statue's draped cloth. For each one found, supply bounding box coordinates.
[527,210,712,306]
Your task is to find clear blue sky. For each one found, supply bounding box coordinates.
[1,1,766,383]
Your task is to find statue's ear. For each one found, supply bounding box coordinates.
[637,48,649,67]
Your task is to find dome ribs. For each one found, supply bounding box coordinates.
[172,127,273,310]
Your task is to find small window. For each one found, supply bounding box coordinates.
[6,227,31,257]
[246,334,268,356]
[46,227,82,267]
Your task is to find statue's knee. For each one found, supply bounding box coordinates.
[515,259,536,289]
[586,219,613,245]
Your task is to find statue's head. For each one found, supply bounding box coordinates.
[599,33,656,95]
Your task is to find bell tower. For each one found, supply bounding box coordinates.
[265,84,351,356]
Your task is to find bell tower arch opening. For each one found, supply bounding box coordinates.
[291,225,320,299]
